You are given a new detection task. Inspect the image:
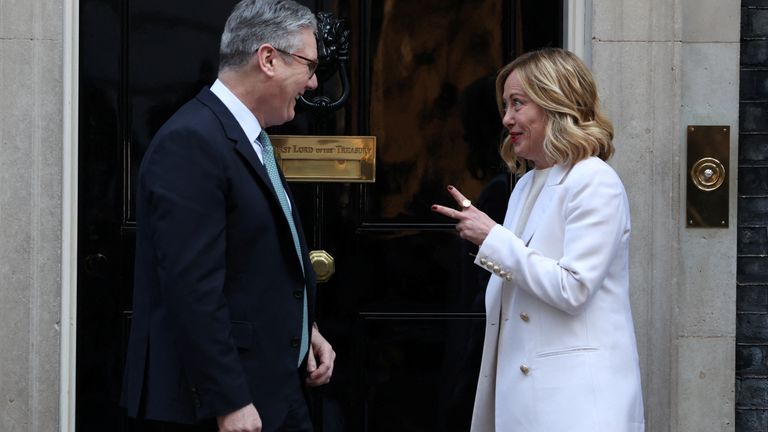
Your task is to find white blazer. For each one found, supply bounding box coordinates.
[470,157,645,432]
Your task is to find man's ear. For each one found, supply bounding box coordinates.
[254,45,278,77]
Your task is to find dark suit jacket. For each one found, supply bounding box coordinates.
[121,87,317,426]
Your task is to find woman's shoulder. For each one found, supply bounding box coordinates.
[572,155,611,170]
[570,156,620,180]
[559,157,626,194]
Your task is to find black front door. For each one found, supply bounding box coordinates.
[76,1,562,431]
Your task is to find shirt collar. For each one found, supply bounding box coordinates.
[210,78,263,144]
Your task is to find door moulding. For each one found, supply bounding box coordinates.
[564,0,592,65]
[61,0,79,430]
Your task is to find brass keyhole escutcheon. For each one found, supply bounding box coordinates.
[309,250,335,283]
[690,157,725,192]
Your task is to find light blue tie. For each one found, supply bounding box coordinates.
[259,130,309,367]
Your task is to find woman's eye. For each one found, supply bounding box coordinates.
[513,99,523,108]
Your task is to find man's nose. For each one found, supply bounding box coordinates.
[306,73,318,90]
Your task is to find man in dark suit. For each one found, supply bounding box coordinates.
[121,1,335,431]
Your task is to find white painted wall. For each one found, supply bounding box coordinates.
[591,0,739,430]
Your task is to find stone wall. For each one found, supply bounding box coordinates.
[0,0,63,431]
[738,1,768,430]
[591,0,739,430]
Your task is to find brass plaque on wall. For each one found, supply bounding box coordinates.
[686,125,729,228]
[271,135,376,183]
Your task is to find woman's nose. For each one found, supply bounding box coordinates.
[502,110,514,127]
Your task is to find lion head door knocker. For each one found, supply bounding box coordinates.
[298,11,351,113]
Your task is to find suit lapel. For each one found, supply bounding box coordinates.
[195,88,311,281]
[196,88,282,207]
[233,139,280,200]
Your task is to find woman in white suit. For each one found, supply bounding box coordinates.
[432,48,645,431]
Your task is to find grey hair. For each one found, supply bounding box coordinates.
[219,0,317,71]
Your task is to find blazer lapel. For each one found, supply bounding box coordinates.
[503,173,532,231]
[519,164,571,245]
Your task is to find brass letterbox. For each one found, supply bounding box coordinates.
[271,135,376,183]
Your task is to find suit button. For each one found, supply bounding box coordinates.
[190,386,201,407]
[520,365,530,375]
[485,261,494,269]
[520,313,530,322]
[293,289,303,299]
[290,337,300,348]
[493,265,500,273]
[505,274,512,282]
[480,258,487,265]
[499,270,507,277]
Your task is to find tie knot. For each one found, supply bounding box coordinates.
[258,130,272,150]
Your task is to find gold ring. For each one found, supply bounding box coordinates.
[461,199,471,209]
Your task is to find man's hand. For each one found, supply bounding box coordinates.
[217,403,262,432]
[306,325,335,386]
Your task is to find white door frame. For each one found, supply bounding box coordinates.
[564,0,592,64]
[61,0,79,430]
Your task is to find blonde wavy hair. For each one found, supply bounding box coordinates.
[495,48,614,174]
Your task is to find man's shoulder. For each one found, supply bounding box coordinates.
[169,88,219,121]
[155,90,225,139]
[138,91,232,171]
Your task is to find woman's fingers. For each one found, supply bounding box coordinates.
[432,185,474,220]
[446,185,470,208]
[432,186,494,246]
[431,204,463,220]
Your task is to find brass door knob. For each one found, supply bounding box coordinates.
[309,250,335,283]
[83,253,109,275]
[690,157,725,191]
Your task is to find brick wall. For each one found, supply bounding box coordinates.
[738,2,768,430]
